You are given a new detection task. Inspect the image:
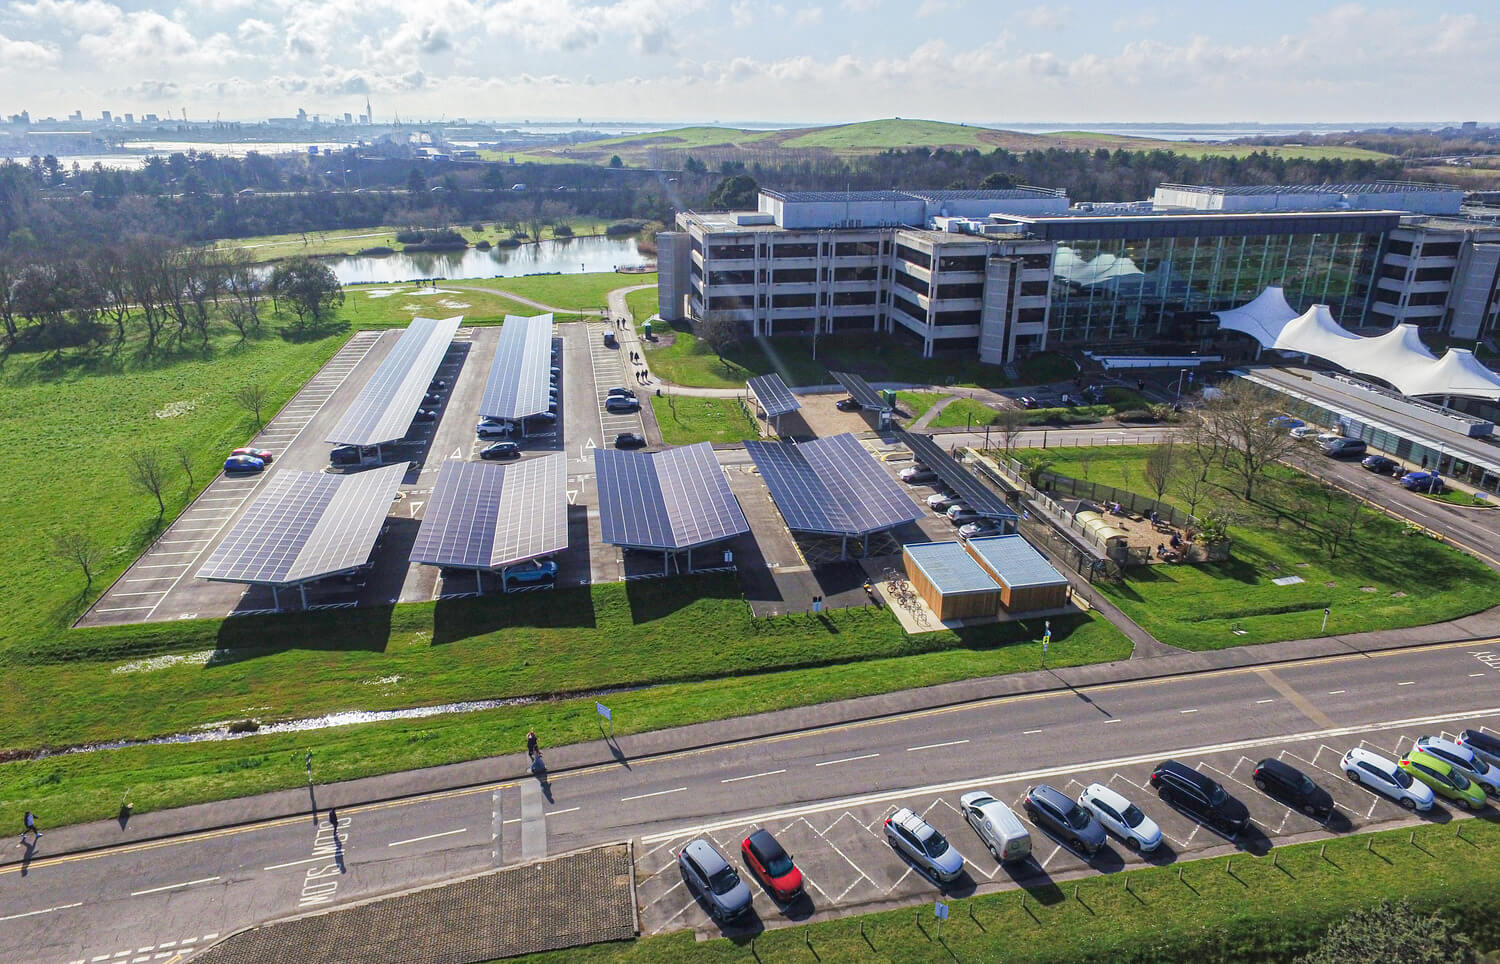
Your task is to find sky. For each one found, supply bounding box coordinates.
[1,0,1497,126]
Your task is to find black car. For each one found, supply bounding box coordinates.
[480,441,521,460]
[1022,784,1106,854]
[424,392,444,405]
[835,397,861,412]
[413,408,438,422]
[1252,758,1334,818]
[430,379,448,391]
[614,432,647,449]
[1149,760,1250,836]
[1361,455,1399,475]
[1459,729,1500,769]
[330,445,362,466]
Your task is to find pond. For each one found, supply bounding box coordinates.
[326,235,651,285]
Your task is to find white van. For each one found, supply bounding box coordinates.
[959,790,1032,863]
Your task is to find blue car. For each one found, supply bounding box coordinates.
[1400,471,1444,493]
[1268,414,1304,428]
[503,559,557,589]
[224,454,266,473]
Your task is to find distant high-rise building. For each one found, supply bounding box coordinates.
[101,110,112,123]
[144,113,158,123]
[344,112,352,123]
[123,113,134,125]
[296,107,307,122]
[69,110,82,122]
[365,96,373,125]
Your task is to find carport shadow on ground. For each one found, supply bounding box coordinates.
[430,584,598,645]
[211,604,395,662]
[624,570,742,623]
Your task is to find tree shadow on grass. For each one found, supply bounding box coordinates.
[210,603,394,663]
[278,319,350,343]
[431,584,598,645]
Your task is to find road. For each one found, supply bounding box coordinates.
[7,638,1500,962]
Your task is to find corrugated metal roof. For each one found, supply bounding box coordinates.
[904,541,1001,596]
[964,535,1069,589]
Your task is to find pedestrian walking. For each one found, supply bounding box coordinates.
[526,729,539,761]
[21,811,40,844]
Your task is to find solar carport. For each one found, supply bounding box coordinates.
[747,373,800,432]
[196,464,406,609]
[745,432,922,558]
[326,315,462,457]
[899,431,1019,528]
[409,453,568,592]
[594,442,749,574]
[479,314,554,434]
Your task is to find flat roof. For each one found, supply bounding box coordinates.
[904,542,1002,596]
[762,190,914,203]
[965,534,1069,589]
[999,210,1403,241]
[1160,180,1460,197]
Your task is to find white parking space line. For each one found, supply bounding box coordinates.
[621,787,688,802]
[133,564,187,570]
[722,769,787,784]
[109,591,167,597]
[1180,708,1198,714]
[0,900,82,921]
[387,828,467,847]
[906,740,969,752]
[129,876,218,897]
[815,753,880,767]
[1329,690,1346,695]
[1256,699,1275,704]
[94,606,156,613]
[124,577,176,584]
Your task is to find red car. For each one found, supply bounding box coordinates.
[232,447,274,463]
[740,828,802,902]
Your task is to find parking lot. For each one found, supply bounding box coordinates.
[633,713,1500,938]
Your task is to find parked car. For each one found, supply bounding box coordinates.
[884,807,964,882]
[429,379,447,391]
[550,366,561,376]
[413,408,438,422]
[1268,414,1304,428]
[223,454,265,473]
[1078,783,1162,852]
[958,521,1004,541]
[927,492,960,512]
[1457,729,1500,770]
[1414,736,1500,796]
[602,331,617,347]
[1289,425,1321,439]
[900,466,938,484]
[330,445,362,466]
[607,387,637,399]
[959,791,1032,863]
[1400,749,1487,810]
[502,559,557,589]
[476,421,513,438]
[526,411,558,424]
[614,432,647,449]
[1340,747,1434,811]
[1400,471,1445,493]
[480,441,521,460]
[740,828,803,903]
[1315,432,1345,446]
[678,838,753,921]
[947,507,983,526]
[1252,758,1334,819]
[1361,455,1399,474]
[835,397,861,412]
[1322,437,1367,458]
[423,392,444,405]
[605,397,640,414]
[1023,784,1106,855]
[1149,760,1251,835]
[231,447,273,463]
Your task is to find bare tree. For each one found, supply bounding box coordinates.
[1198,380,1300,501]
[1076,445,1095,480]
[1184,412,1224,482]
[1321,481,1368,559]
[176,442,196,490]
[696,310,744,364]
[53,529,105,588]
[128,451,167,518]
[235,382,269,428]
[1173,471,1211,518]
[994,406,1029,453]
[1144,439,1178,503]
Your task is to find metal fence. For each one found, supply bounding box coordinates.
[969,455,1111,581]
[1034,473,1198,530]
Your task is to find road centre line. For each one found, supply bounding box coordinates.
[1398,681,1415,686]
[1472,673,1487,678]
[388,828,467,848]
[722,769,787,784]
[1256,699,1275,704]
[1329,690,1346,695]
[548,807,581,816]
[639,704,1500,844]
[621,787,688,802]
[262,855,338,870]
[0,900,82,921]
[1023,729,1044,735]
[815,753,880,767]
[906,740,969,752]
[130,877,218,897]
[1180,708,1198,714]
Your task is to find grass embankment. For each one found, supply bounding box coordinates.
[650,396,759,445]
[340,283,570,328]
[895,391,949,422]
[463,272,657,314]
[217,218,619,262]
[1016,444,1500,649]
[517,820,1500,963]
[1,577,1128,827]
[931,388,1151,429]
[625,287,658,328]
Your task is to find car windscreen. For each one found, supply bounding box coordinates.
[1121,804,1146,828]
[1208,785,1228,806]
[921,831,950,858]
[1065,804,1092,830]
[764,851,794,877]
[1392,767,1413,788]
[1299,776,1317,795]
[1449,768,1472,790]
[708,866,741,895]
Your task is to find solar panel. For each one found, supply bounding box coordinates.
[899,431,1018,523]
[747,373,801,418]
[479,314,553,420]
[409,454,568,570]
[829,371,890,411]
[746,433,922,536]
[197,464,405,586]
[594,443,749,550]
[326,316,462,446]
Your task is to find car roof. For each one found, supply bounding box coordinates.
[1256,757,1303,779]
[1347,747,1395,769]
[1405,749,1453,774]
[1418,736,1472,760]
[890,807,935,837]
[1029,784,1074,809]
[1083,783,1131,811]
[1461,729,1500,752]
[684,838,728,873]
[746,829,783,860]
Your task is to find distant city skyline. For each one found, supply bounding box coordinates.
[1,1,1496,124]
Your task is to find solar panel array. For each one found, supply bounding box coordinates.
[899,431,1018,522]
[409,454,568,570]
[829,371,890,411]
[747,373,801,418]
[326,315,462,446]
[479,314,554,420]
[594,442,749,550]
[745,433,923,536]
[197,464,405,586]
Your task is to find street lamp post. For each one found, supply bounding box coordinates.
[1175,369,1187,401]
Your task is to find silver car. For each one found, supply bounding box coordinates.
[926,492,960,512]
[1415,735,1500,796]
[884,807,964,883]
[1078,783,1162,853]
[678,838,753,921]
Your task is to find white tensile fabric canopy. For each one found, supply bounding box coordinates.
[1214,288,1500,401]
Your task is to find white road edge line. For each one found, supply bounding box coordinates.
[815,753,880,767]
[388,828,467,847]
[640,704,1500,844]
[262,856,332,870]
[907,740,969,752]
[548,806,581,816]
[621,787,688,802]
[0,900,82,921]
[722,770,787,784]
[130,877,219,897]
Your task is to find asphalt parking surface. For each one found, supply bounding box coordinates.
[633,712,1500,939]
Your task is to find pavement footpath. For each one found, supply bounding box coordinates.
[7,603,1500,869]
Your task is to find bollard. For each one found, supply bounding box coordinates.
[969,903,976,923]
[1073,883,1079,900]
[1124,874,1131,893]
[1409,829,1416,846]
[1177,866,1183,882]
[1225,857,1232,875]
[805,929,811,950]
[1319,843,1326,860]
[1272,851,1279,869]
[1367,836,1375,853]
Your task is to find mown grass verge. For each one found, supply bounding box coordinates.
[515,819,1500,963]
[650,395,759,445]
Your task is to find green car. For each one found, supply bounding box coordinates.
[1400,749,1487,811]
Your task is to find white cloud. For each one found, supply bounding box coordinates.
[794,5,822,26]
[235,17,274,42]
[0,30,59,66]
[1022,5,1069,29]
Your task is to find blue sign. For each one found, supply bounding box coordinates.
[934,901,949,920]
[596,702,611,720]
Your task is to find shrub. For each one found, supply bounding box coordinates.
[552,223,573,238]
[394,228,425,244]
[355,246,395,256]
[474,240,492,250]
[606,220,646,236]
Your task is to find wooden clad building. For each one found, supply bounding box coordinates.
[902,541,1005,622]
[963,534,1070,613]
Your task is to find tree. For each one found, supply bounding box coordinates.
[1295,899,1477,964]
[52,529,104,589]
[609,155,624,168]
[268,257,344,326]
[706,174,759,210]
[128,451,167,519]
[1197,380,1300,501]
[1173,471,1211,518]
[1143,438,1178,503]
[979,171,1018,189]
[696,310,743,363]
[994,406,1029,453]
[176,442,196,490]
[406,167,427,194]
[235,382,269,428]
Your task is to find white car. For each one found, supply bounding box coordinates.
[1290,425,1320,439]
[1078,783,1162,853]
[927,492,960,511]
[1415,736,1500,797]
[959,791,1031,863]
[1341,747,1434,811]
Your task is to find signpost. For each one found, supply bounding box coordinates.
[596,702,613,739]
[1322,607,1330,632]
[305,750,313,784]
[1042,619,1052,666]
[934,900,949,941]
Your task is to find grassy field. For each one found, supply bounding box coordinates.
[1046,130,1394,161]
[650,395,759,445]
[1017,445,1500,649]
[1,577,1129,827]
[931,388,1150,429]
[462,272,657,313]
[340,283,570,328]
[625,286,658,327]
[216,218,620,263]
[516,819,1500,963]
[895,391,949,421]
